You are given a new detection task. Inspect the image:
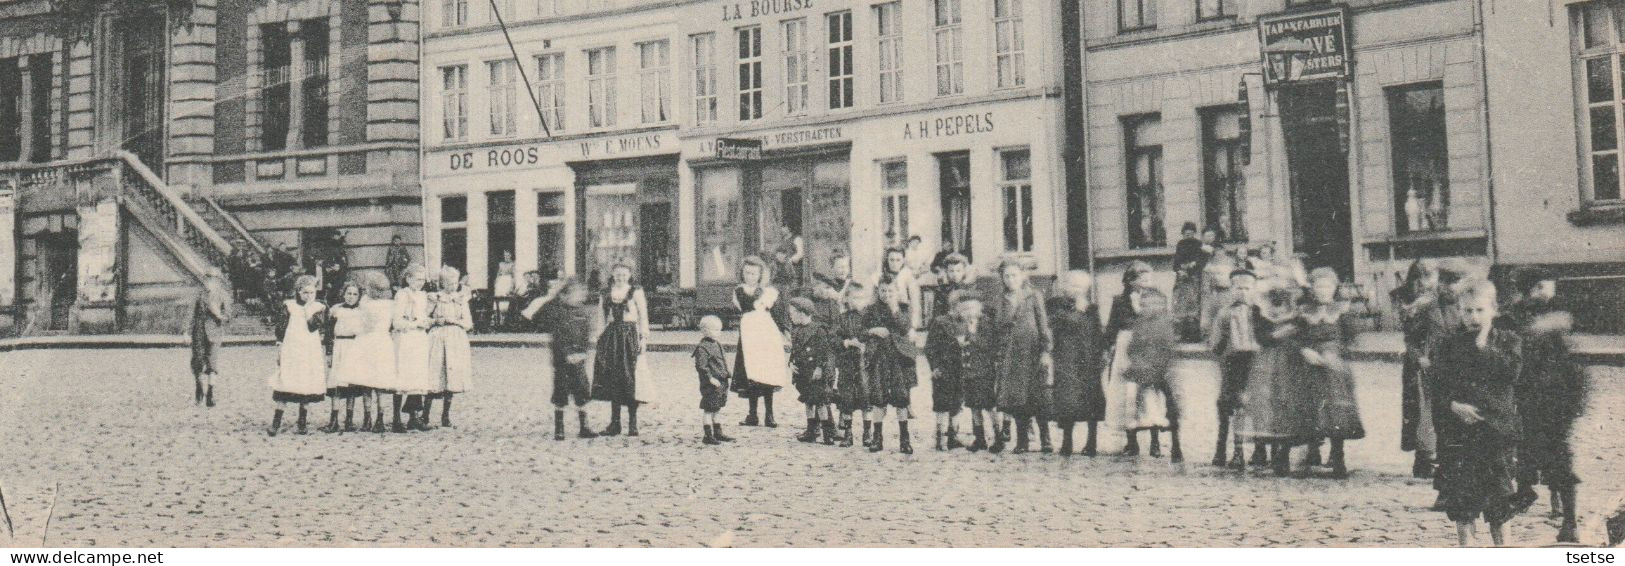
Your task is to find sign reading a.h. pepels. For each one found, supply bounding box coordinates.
[1258,7,1351,86]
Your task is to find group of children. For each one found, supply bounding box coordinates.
[258,265,474,436]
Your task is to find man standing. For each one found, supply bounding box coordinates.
[385,235,412,289]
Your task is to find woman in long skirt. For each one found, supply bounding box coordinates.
[592,262,650,436]
[1048,270,1107,456]
[349,271,398,433]
[1292,267,1365,477]
[427,266,474,428]
[268,275,327,436]
[991,259,1053,454]
[393,265,433,432]
[322,281,366,433]
[732,256,791,427]
[1105,261,1154,455]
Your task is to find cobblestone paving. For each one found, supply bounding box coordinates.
[0,346,1619,547]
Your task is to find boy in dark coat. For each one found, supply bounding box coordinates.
[931,253,974,323]
[695,315,735,445]
[788,297,838,444]
[926,290,980,451]
[864,281,918,454]
[1431,281,1523,546]
[1505,268,1586,543]
[536,278,600,441]
[1207,268,1268,468]
[831,283,873,447]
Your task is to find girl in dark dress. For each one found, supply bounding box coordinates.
[1048,271,1107,457]
[733,256,790,427]
[592,263,649,436]
[1506,269,1586,543]
[831,283,873,447]
[991,260,1053,454]
[925,289,977,451]
[1432,281,1523,547]
[863,279,918,454]
[1393,258,1443,478]
[1292,267,1365,477]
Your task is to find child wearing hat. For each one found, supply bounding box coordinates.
[788,296,837,444]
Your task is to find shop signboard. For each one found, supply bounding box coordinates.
[715,138,764,161]
[1258,6,1351,86]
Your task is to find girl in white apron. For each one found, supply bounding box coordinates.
[393,265,433,432]
[268,275,328,436]
[350,271,399,433]
[731,256,790,428]
[322,282,366,433]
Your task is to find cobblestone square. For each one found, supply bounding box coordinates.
[0,346,1619,547]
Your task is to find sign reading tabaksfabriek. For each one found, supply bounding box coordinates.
[1258,7,1351,86]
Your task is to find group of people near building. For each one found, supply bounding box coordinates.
[199,263,476,436]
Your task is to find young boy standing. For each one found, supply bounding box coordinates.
[788,297,837,444]
[695,315,735,445]
[1506,268,1586,543]
[535,278,599,440]
[1432,281,1524,546]
[925,290,968,451]
[1207,269,1268,468]
[864,281,918,454]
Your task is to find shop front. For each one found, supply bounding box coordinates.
[572,154,683,291]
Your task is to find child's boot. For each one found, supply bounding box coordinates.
[601,404,623,436]
[820,419,837,445]
[1327,439,1347,478]
[945,422,964,450]
[1147,429,1162,458]
[1249,441,1270,468]
[626,405,640,437]
[868,422,885,453]
[740,397,760,427]
[1169,427,1184,464]
[344,407,356,432]
[1304,440,1323,467]
[195,379,204,405]
[578,412,599,439]
[391,395,406,433]
[1229,440,1247,470]
[554,411,566,441]
[440,396,454,429]
[205,385,215,408]
[1413,450,1435,479]
[839,419,854,447]
[897,421,913,455]
[1038,420,1053,454]
[296,405,310,435]
[1212,416,1231,467]
[712,423,734,442]
[361,410,372,433]
[1012,418,1031,455]
[703,425,720,445]
[1122,432,1140,456]
[989,422,1007,454]
[320,409,340,434]
[268,408,283,437]
[969,421,988,452]
[762,394,777,428]
[861,420,874,447]
[1083,422,1098,457]
[1059,423,1074,457]
[797,417,820,443]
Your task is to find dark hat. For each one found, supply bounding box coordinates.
[787,296,817,315]
[1436,259,1472,283]
[1514,267,1557,295]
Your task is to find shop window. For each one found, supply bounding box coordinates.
[933,0,964,97]
[881,160,909,246]
[1574,0,1625,204]
[691,33,719,125]
[260,23,292,151]
[1125,114,1166,248]
[826,11,854,110]
[536,190,567,280]
[782,19,809,116]
[1202,106,1248,242]
[736,26,763,121]
[1197,0,1235,20]
[488,60,518,137]
[1387,82,1450,233]
[535,53,565,132]
[299,19,329,149]
[441,195,468,223]
[1118,0,1155,33]
[697,167,743,283]
[994,0,1025,89]
[443,0,468,28]
[638,40,671,124]
[1000,149,1034,253]
[441,65,469,141]
[938,152,972,262]
[875,2,904,104]
[586,47,617,128]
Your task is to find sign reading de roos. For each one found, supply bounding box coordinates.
[435,131,676,173]
[1258,7,1351,85]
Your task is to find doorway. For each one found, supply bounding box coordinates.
[638,202,674,288]
[1280,83,1353,278]
[36,231,78,332]
[486,191,516,292]
[938,152,972,263]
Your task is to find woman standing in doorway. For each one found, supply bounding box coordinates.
[593,262,650,436]
[733,256,791,428]
[772,224,805,289]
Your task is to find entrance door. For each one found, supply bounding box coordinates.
[639,202,673,287]
[1281,83,1353,277]
[39,232,78,332]
[121,15,166,175]
[938,153,972,262]
[486,191,516,291]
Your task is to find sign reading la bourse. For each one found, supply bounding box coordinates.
[1258,7,1351,86]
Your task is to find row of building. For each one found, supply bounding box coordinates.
[0,0,1620,335]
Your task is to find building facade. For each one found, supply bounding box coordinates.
[0,0,423,335]
[421,0,1070,320]
[1483,0,1625,331]
[1077,0,1494,310]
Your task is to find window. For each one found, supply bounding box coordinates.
[827,11,854,109]
[1388,83,1450,232]
[260,23,292,150]
[1197,0,1235,20]
[737,26,763,120]
[440,195,468,277]
[536,0,559,16]
[586,47,617,128]
[691,33,719,124]
[1202,107,1248,241]
[881,161,909,243]
[299,19,330,148]
[487,60,517,136]
[994,0,1025,89]
[536,190,567,280]
[1575,0,1625,203]
[1118,0,1155,32]
[0,58,21,162]
[488,0,514,23]
[0,55,54,163]
[441,65,468,140]
[783,18,809,115]
[934,0,964,96]
[535,53,565,131]
[638,40,671,123]
[697,167,743,283]
[442,0,468,27]
[1000,149,1034,253]
[875,2,904,104]
[1125,115,1166,248]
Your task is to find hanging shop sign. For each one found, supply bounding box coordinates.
[715,137,764,161]
[1258,7,1351,86]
